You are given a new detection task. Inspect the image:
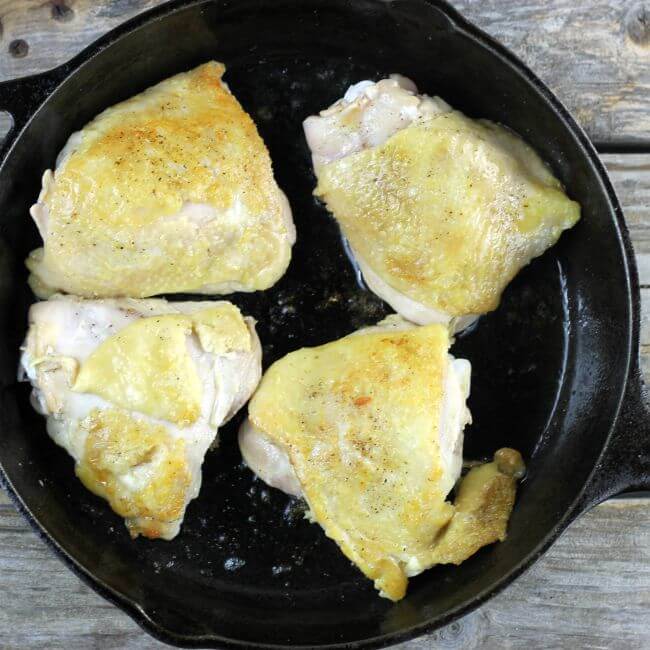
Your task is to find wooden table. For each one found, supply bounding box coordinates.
[0,1,649,648]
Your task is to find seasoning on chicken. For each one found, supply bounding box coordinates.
[240,315,523,600]
[28,62,295,298]
[305,75,580,332]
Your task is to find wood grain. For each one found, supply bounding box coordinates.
[1,485,648,650]
[0,1,649,648]
[604,154,650,284]
[0,0,649,145]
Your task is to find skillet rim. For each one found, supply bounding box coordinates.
[0,0,637,647]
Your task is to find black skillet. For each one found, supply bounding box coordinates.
[0,0,648,647]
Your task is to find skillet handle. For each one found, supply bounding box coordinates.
[0,68,65,162]
[577,356,650,511]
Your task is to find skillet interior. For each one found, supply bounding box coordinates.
[0,0,633,646]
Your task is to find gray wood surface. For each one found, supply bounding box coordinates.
[0,1,649,648]
[2,486,648,650]
[1,0,650,145]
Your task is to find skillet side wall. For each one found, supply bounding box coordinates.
[0,0,633,646]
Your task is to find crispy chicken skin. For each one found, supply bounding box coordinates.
[304,76,579,332]
[240,316,470,499]
[240,316,524,600]
[20,295,262,539]
[28,62,295,299]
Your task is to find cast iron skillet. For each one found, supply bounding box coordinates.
[0,0,648,647]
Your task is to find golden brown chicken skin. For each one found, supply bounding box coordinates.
[28,62,295,298]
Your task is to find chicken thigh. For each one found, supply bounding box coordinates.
[304,76,580,332]
[28,62,295,298]
[239,315,525,600]
[20,295,261,539]
[240,315,471,498]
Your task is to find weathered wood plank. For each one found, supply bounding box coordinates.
[0,0,163,78]
[602,154,650,286]
[0,1,649,144]
[0,2,649,647]
[0,490,169,650]
[1,486,648,650]
[457,0,650,147]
